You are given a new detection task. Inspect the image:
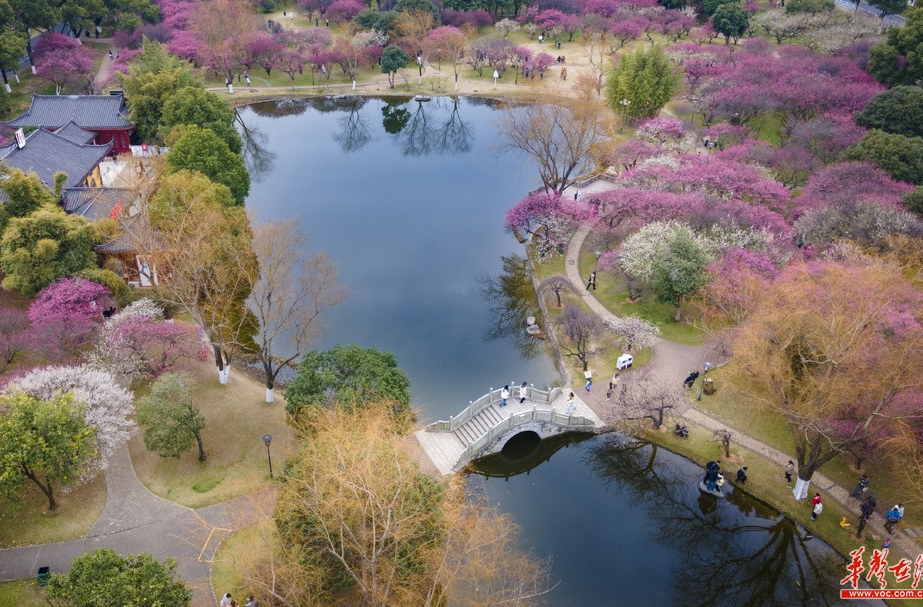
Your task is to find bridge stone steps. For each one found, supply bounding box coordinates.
[415,389,606,475]
[453,405,506,446]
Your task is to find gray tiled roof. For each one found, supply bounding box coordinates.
[53,120,96,145]
[0,128,111,188]
[6,95,132,130]
[62,187,134,218]
[62,187,149,254]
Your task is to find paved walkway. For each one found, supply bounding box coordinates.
[91,39,116,94]
[558,177,923,560]
[0,444,254,607]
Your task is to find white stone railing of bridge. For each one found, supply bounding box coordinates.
[453,408,596,471]
[425,386,563,433]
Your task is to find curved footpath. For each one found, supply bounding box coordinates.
[0,445,257,607]
[561,179,923,560]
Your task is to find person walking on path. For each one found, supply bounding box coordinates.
[857,496,877,538]
[500,385,510,408]
[565,392,576,414]
[518,381,528,404]
[785,460,795,483]
[811,493,823,521]
[108,49,113,60]
[574,189,581,201]
[586,270,596,290]
[851,474,869,498]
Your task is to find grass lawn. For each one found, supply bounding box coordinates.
[578,235,705,345]
[211,523,274,602]
[530,254,565,282]
[0,474,106,549]
[129,360,297,509]
[0,580,45,606]
[536,266,653,390]
[693,364,922,533]
[1,71,56,121]
[0,42,107,121]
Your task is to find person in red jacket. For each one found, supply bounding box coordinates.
[811,493,823,521]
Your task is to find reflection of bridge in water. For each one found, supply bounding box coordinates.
[415,387,606,475]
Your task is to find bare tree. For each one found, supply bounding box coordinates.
[619,374,685,429]
[539,274,577,307]
[556,304,606,371]
[136,172,256,384]
[247,220,346,403]
[713,429,732,458]
[498,95,611,194]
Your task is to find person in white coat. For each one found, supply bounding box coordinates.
[500,385,510,407]
[518,382,528,404]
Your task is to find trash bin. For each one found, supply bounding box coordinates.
[37,566,50,587]
[703,377,715,395]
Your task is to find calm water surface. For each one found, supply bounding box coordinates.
[240,97,864,606]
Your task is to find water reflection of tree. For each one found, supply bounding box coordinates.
[586,437,863,607]
[382,100,411,135]
[399,99,435,156]
[332,98,374,153]
[478,254,543,359]
[434,97,474,155]
[248,99,309,118]
[235,113,276,183]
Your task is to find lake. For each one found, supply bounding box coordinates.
[240,96,865,606]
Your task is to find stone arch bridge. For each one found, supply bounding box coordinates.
[415,387,605,475]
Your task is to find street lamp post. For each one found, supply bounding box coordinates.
[697,361,713,402]
[262,434,274,479]
[619,98,631,131]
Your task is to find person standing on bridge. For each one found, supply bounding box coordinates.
[500,385,510,407]
[565,392,576,414]
[519,381,528,404]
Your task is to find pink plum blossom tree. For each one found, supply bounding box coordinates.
[505,192,598,260]
[29,279,114,359]
[34,33,95,94]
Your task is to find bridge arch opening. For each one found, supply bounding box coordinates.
[501,431,542,460]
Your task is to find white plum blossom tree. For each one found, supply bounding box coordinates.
[617,221,773,285]
[107,298,165,325]
[8,365,135,474]
[618,222,711,284]
[606,316,662,351]
[495,18,520,38]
